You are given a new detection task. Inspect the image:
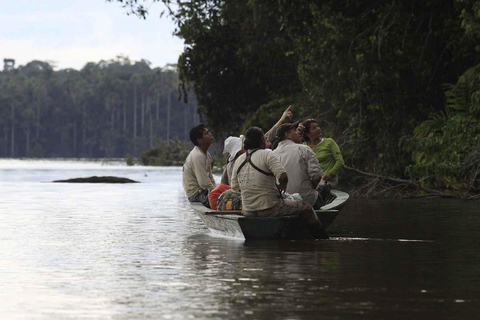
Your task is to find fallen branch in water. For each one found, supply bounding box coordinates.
[343,166,457,198]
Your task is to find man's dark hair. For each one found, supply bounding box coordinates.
[189,124,207,146]
[244,127,264,150]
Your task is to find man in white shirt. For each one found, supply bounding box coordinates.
[231,126,328,239]
[182,124,216,207]
[272,122,325,209]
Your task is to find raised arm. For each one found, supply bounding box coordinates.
[265,105,293,142]
[327,139,345,176]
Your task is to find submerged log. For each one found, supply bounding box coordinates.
[53,176,139,183]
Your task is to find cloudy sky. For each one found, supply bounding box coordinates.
[0,0,184,70]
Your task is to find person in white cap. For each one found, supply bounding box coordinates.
[220,135,245,185]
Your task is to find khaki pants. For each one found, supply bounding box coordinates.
[243,199,319,224]
[188,188,210,208]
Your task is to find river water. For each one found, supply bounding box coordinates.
[1,159,479,319]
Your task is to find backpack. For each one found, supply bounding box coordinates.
[217,189,243,211]
[208,183,231,210]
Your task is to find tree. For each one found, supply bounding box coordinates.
[110,0,480,178]
[0,57,196,158]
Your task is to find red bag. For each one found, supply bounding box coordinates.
[208,183,231,210]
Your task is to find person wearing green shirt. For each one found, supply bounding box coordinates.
[301,119,344,189]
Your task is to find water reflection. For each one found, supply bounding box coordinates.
[182,229,480,319]
[1,160,480,319]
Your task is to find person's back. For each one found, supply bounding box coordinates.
[232,148,285,212]
[273,140,322,206]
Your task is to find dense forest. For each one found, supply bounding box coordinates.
[1,1,479,196]
[112,0,480,195]
[0,56,199,158]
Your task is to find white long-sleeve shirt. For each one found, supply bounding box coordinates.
[182,146,216,197]
[272,140,323,205]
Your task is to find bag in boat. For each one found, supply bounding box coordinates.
[217,189,242,211]
[208,183,231,210]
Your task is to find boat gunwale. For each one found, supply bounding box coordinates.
[191,190,348,218]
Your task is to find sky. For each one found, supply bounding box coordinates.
[0,0,184,70]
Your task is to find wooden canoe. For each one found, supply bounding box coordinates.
[190,190,349,240]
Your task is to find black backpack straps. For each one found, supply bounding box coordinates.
[236,149,255,176]
[249,158,274,176]
[236,155,249,176]
[236,149,274,177]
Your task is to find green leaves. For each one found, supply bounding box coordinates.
[405,63,480,194]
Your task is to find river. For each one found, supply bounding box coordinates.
[1,159,479,319]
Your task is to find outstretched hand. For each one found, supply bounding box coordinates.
[281,105,293,121]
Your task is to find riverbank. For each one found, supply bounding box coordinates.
[341,166,479,200]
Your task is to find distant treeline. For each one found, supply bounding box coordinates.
[0,56,199,158]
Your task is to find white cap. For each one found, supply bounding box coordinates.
[224,136,243,162]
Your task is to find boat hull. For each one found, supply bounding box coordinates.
[190,190,349,240]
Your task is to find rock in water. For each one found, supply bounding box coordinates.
[53,176,139,183]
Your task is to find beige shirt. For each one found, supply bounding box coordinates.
[231,149,286,211]
[182,146,216,197]
[272,140,323,205]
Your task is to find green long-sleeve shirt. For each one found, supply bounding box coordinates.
[306,138,344,177]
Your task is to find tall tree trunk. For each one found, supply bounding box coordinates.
[123,90,127,133]
[36,102,40,140]
[10,103,15,157]
[73,119,77,156]
[133,84,138,155]
[141,92,145,137]
[156,92,160,121]
[184,104,188,141]
[167,92,171,143]
[133,85,137,139]
[82,104,86,155]
[25,124,30,157]
[149,105,153,148]
[111,109,115,132]
[193,101,198,126]
[60,130,64,150]
[111,108,115,157]
[3,128,8,156]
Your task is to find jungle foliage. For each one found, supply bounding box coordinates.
[140,138,190,166]
[0,56,198,158]
[114,0,480,195]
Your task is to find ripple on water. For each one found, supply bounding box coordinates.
[1,160,480,319]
